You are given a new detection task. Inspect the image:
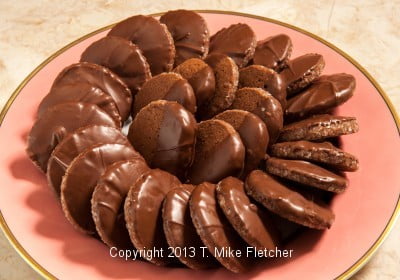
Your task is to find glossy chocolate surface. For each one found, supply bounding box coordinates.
[253,34,292,71]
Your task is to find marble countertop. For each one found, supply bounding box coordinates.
[0,0,399,279]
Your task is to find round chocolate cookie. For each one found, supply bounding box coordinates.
[214,109,269,177]
[200,53,239,119]
[61,143,142,234]
[270,140,359,171]
[187,119,245,184]
[160,10,210,66]
[133,72,196,116]
[245,170,335,229]
[128,100,196,179]
[278,114,359,142]
[80,36,151,95]
[173,58,215,109]
[162,184,217,269]
[253,34,293,72]
[280,53,325,97]
[285,73,356,120]
[27,102,118,172]
[265,157,348,193]
[209,23,257,68]
[216,177,278,250]
[91,159,150,249]
[108,15,175,75]
[52,62,132,122]
[189,182,250,273]
[124,169,181,265]
[231,87,283,144]
[47,125,129,196]
[238,64,287,108]
[38,82,121,126]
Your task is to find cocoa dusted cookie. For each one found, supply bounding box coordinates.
[270,140,359,171]
[38,83,121,126]
[286,73,356,120]
[61,143,142,234]
[278,114,359,142]
[52,62,132,122]
[91,159,150,249]
[245,170,335,229]
[128,100,196,179]
[133,72,196,116]
[162,184,217,269]
[238,64,287,107]
[253,34,293,72]
[216,177,279,250]
[265,157,348,193]
[27,102,118,172]
[124,169,181,265]
[108,15,175,75]
[214,109,268,177]
[190,182,250,273]
[209,23,257,68]
[173,58,215,109]
[200,53,239,119]
[47,125,129,196]
[80,36,151,95]
[160,10,210,66]
[281,53,325,97]
[231,87,283,143]
[187,119,245,184]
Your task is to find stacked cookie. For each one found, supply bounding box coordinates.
[26,10,359,273]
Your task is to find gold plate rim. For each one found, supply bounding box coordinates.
[0,10,399,280]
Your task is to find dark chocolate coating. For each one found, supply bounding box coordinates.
[27,102,118,172]
[47,125,129,196]
[80,36,151,95]
[253,34,293,72]
[51,62,132,122]
[245,170,335,229]
[160,10,209,66]
[92,159,150,249]
[61,143,142,234]
[124,169,181,265]
[189,182,250,273]
[286,73,356,120]
[108,15,175,75]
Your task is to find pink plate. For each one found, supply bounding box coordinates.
[0,11,399,280]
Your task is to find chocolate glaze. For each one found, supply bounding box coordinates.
[209,23,257,68]
[124,169,181,265]
[253,34,293,71]
[92,159,149,249]
[189,182,250,273]
[27,102,118,172]
[51,62,132,122]
[286,73,356,120]
[38,82,121,126]
[108,15,175,75]
[160,10,209,66]
[47,125,129,196]
[164,78,197,113]
[216,177,278,250]
[187,64,215,107]
[162,184,217,269]
[80,36,151,95]
[61,143,142,234]
[266,157,348,193]
[245,170,335,229]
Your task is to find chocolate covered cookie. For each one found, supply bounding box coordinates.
[187,119,245,184]
[160,10,210,66]
[124,169,181,265]
[245,170,335,229]
[108,15,175,75]
[209,23,256,68]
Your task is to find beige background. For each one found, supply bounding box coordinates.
[0,0,399,279]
